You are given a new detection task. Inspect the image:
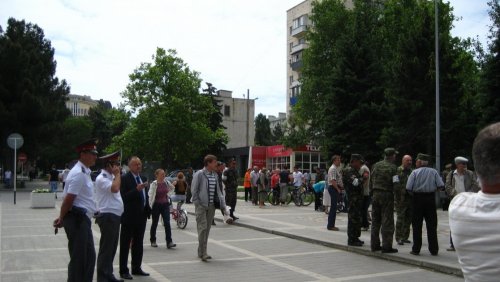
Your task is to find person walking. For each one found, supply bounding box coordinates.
[445,156,479,251]
[449,122,500,282]
[49,164,60,198]
[191,154,230,261]
[359,162,371,231]
[223,159,239,220]
[326,155,342,231]
[148,168,176,249]
[370,148,399,253]
[250,166,260,205]
[53,139,98,282]
[395,155,413,245]
[95,151,124,282]
[406,153,444,256]
[4,169,12,188]
[343,154,365,246]
[119,157,151,280]
[243,168,252,202]
[257,168,269,208]
[172,171,188,203]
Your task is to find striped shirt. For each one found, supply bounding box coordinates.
[205,171,217,203]
[406,167,444,193]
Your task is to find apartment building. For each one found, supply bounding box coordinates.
[216,90,255,149]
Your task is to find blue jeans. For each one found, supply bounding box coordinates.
[50,181,58,192]
[327,186,338,228]
[150,202,172,243]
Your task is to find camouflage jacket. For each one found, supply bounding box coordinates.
[223,168,239,189]
[343,167,364,195]
[370,159,398,193]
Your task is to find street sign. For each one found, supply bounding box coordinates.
[18,152,27,162]
[7,133,24,149]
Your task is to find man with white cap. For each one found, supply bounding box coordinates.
[445,156,479,252]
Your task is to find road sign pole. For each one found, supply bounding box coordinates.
[13,140,17,205]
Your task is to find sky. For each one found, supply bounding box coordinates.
[0,0,493,117]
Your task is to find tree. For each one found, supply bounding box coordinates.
[254,113,273,146]
[201,83,227,157]
[87,102,130,153]
[272,122,284,145]
[0,18,70,168]
[478,0,500,127]
[113,48,225,167]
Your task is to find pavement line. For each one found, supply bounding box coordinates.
[2,267,68,275]
[147,256,255,266]
[267,249,341,258]
[242,214,305,228]
[329,268,423,281]
[183,230,332,281]
[218,236,282,243]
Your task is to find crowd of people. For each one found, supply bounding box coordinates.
[52,122,500,281]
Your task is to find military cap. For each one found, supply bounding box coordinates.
[350,154,364,162]
[384,147,399,156]
[454,156,468,164]
[99,151,120,163]
[416,153,431,161]
[75,139,98,154]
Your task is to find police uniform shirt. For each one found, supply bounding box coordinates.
[95,169,124,216]
[65,161,97,217]
[406,167,444,193]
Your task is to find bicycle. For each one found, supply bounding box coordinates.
[268,185,301,206]
[336,189,348,213]
[169,199,188,229]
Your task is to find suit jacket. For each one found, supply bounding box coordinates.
[120,171,151,225]
[445,170,480,198]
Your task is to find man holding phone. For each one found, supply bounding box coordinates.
[95,151,123,282]
[119,156,151,280]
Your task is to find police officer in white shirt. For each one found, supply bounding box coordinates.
[53,139,98,282]
[95,151,124,282]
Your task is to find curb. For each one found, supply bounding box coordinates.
[188,211,463,278]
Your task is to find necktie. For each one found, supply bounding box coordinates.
[135,176,145,206]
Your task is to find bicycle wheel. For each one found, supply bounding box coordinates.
[177,210,188,229]
[286,192,293,205]
[293,192,302,206]
[267,191,276,205]
[301,191,314,206]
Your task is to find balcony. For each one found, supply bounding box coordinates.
[290,42,308,54]
[290,80,301,88]
[290,60,303,71]
[290,96,299,106]
[291,25,308,37]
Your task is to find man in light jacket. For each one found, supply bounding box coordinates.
[191,154,229,262]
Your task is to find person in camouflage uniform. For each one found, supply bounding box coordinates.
[370,148,399,253]
[395,155,413,245]
[223,159,239,220]
[343,154,365,246]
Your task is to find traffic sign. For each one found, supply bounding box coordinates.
[18,152,27,162]
[7,133,24,149]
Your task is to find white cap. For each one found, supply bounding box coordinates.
[454,156,468,164]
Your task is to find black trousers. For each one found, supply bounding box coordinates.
[150,202,172,243]
[412,193,439,254]
[314,191,322,210]
[244,188,251,201]
[96,213,121,282]
[119,217,147,274]
[63,212,95,282]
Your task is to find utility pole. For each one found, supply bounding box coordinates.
[246,89,250,147]
[435,0,441,172]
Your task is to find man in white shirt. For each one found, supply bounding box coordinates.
[53,139,98,282]
[95,151,123,282]
[292,166,304,188]
[449,122,500,282]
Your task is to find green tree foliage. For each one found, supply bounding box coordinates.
[113,48,226,167]
[254,113,273,146]
[291,0,482,164]
[201,83,227,157]
[87,102,130,153]
[479,0,500,126]
[0,18,70,167]
[272,122,285,145]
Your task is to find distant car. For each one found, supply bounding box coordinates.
[166,169,182,183]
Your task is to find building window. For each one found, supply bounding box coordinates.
[292,15,307,29]
[291,85,301,98]
[289,75,293,85]
[224,105,230,116]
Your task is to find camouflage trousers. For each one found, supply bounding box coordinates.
[346,190,363,242]
[371,190,395,249]
[225,187,238,212]
[395,195,412,241]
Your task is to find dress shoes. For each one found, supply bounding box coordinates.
[200,255,212,262]
[231,215,239,221]
[403,239,411,244]
[410,251,420,256]
[371,245,382,252]
[131,269,150,276]
[151,241,158,248]
[327,227,339,231]
[446,246,455,251]
[109,276,124,282]
[167,242,176,249]
[120,273,133,280]
[348,241,363,247]
[381,248,398,254]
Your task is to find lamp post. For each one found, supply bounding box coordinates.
[434,0,441,172]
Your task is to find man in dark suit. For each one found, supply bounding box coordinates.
[119,156,151,280]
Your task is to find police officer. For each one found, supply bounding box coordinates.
[395,155,413,245]
[223,159,239,220]
[343,154,365,246]
[95,151,124,282]
[406,153,444,256]
[370,148,399,253]
[53,139,98,282]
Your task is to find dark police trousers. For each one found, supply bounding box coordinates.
[96,213,121,282]
[63,211,96,282]
[412,192,439,254]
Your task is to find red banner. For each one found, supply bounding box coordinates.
[266,145,292,158]
[251,146,267,168]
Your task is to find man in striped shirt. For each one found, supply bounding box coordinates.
[406,153,444,256]
[191,155,228,262]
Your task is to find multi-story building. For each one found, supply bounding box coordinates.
[268,112,287,130]
[66,94,99,116]
[286,0,312,117]
[216,90,255,149]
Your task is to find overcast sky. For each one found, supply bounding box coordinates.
[1,0,492,117]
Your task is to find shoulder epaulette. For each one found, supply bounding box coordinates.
[81,166,85,173]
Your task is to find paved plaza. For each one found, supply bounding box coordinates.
[0,182,463,281]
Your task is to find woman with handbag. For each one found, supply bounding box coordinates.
[148,168,176,249]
